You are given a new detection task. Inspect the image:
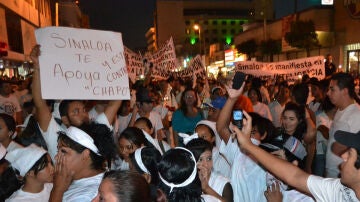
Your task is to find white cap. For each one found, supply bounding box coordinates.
[65,127,101,156]
[5,144,47,176]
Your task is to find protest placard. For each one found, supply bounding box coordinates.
[172,55,206,79]
[124,46,144,84]
[35,26,130,100]
[144,37,177,80]
[235,56,325,83]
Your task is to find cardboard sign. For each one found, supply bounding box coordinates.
[35,26,130,100]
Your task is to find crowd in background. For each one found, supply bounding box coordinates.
[0,46,359,202]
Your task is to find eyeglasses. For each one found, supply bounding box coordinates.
[119,144,134,152]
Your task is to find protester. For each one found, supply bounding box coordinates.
[186,138,233,202]
[50,123,117,201]
[194,120,231,178]
[172,88,204,146]
[0,143,22,201]
[248,87,272,121]
[114,127,151,170]
[134,117,171,154]
[0,80,23,125]
[325,72,360,177]
[268,82,291,128]
[325,54,337,78]
[130,147,162,201]
[30,45,121,162]
[5,144,53,202]
[233,111,360,201]
[0,113,23,152]
[92,170,151,202]
[157,147,220,202]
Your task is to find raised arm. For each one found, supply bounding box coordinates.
[216,83,244,143]
[30,45,52,131]
[233,111,311,195]
[104,100,122,126]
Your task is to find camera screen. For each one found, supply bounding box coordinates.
[233,110,243,121]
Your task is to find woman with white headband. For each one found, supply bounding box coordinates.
[130,146,162,201]
[0,143,22,201]
[186,138,233,202]
[5,144,54,202]
[50,123,117,202]
[157,147,220,202]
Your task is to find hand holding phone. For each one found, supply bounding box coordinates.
[232,109,243,129]
[232,72,246,90]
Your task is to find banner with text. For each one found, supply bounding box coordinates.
[144,37,177,80]
[235,56,325,83]
[124,46,144,84]
[172,55,206,79]
[35,26,130,100]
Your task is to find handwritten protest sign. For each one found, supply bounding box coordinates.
[172,55,206,79]
[235,56,325,83]
[144,37,177,80]
[35,27,130,100]
[124,46,144,84]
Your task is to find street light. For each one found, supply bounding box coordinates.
[193,24,201,55]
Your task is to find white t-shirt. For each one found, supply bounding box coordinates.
[253,102,273,121]
[201,194,221,202]
[212,147,231,178]
[0,94,21,119]
[325,103,360,177]
[219,139,267,202]
[63,173,104,201]
[6,183,53,202]
[282,189,315,202]
[209,172,230,196]
[307,175,359,202]
[117,114,132,134]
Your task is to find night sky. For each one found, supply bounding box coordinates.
[80,0,321,50]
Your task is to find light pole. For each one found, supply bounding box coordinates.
[193,24,201,56]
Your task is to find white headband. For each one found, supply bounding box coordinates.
[178,133,199,145]
[65,127,101,156]
[158,147,197,193]
[134,147,150,175]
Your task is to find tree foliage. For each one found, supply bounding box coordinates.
[236,39,257,60]
[259,38,282,62]
[285,20,320,56]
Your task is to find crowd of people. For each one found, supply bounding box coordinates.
[0,45,359,202]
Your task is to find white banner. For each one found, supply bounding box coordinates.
[235,56,325,83]
[35,26,130,100]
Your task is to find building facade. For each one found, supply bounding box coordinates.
[154,0,273,67]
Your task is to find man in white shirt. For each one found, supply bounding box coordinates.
[325,72,360,177]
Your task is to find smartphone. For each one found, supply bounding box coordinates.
[232,72,246,89]
[232,109,243,129]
